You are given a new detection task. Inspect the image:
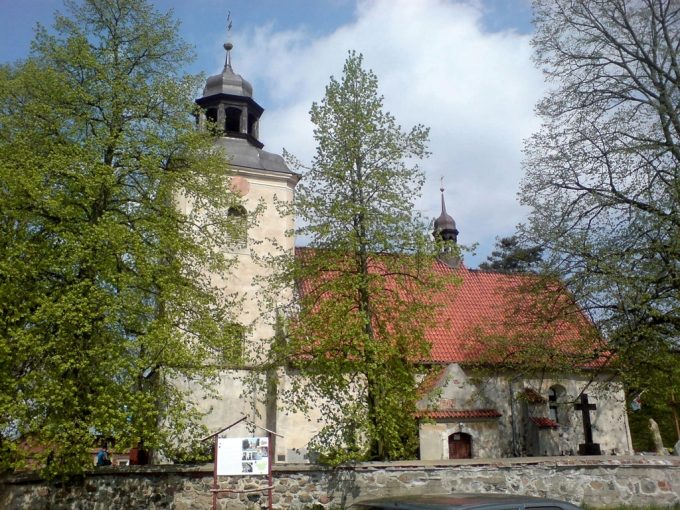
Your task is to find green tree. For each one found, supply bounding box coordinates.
[520,0,680,433]
[0,0,244,477]
[260,51,445,463]
[478,235,543,273]
[627,366,680,452]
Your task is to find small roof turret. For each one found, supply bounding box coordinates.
[434,189,457,235]
[196,38,265,149]
[433,184,460,268]
[195,26,297,178]
[433,186,459,243]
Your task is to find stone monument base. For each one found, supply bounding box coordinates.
[579,443,602,455]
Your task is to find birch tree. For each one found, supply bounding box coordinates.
[520,0,680,423]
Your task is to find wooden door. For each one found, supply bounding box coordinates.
[448,432,472,459]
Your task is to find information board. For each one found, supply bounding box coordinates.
[216,437,269,476]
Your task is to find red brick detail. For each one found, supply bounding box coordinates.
[530,417,560,429]
[415,409,501,419]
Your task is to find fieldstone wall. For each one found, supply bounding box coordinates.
[2,456,679,509]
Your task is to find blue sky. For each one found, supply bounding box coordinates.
[0,0,540,266]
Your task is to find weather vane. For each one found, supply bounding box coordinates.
[223,10,234,71]
[440,176,445,193]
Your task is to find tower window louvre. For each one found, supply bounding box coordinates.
[224,107,241,133]
[227,205,247,248]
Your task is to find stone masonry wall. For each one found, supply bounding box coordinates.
[1,456,679,510]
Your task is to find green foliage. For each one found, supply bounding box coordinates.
[168,438,215,465]
[0,0,243,477]
[466,272,607,379]
[478,235,543,274]
[260,51,449,463]
[621,341,680,451]
[520,1,680,407]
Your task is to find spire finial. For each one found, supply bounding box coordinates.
[223,11,234,71]
[440,176,447,213]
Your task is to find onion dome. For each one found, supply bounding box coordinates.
[434,187,459,243]
[203,42,254,98]
[196,41,264,149]
[195,37,296,176]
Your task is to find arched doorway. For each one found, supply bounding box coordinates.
[448,432,472,459]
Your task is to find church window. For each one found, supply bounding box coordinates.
[548,389,557,421]
[221,322,245,365]
[224,107,241,133]
[548,385,567,424]
[227,205,247,248]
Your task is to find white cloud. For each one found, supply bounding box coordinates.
[230,0,545,265]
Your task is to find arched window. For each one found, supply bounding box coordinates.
[548,385,567,424]
[222,322,245,365]
[448,432,472,459]
[227,206,247,248]
[205,108,218,124]
[224,107,241,133]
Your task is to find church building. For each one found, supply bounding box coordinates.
[191,40,633,462]
[415,194,632,458]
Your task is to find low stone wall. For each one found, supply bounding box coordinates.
[1,456,679,509]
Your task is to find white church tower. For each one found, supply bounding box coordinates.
[190,39,299,440]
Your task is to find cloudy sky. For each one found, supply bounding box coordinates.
[0,0,544,267]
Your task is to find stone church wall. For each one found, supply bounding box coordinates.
[419,366,632,461]
[2,457,679,510]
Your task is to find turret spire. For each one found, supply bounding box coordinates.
[196,15,263,148]
[223,42,233,71]
[434,182,457,239]
[440,177,448,215]
[223,11,233,71]
[433,180,460,267]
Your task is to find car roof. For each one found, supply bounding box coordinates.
[353,493,581,510]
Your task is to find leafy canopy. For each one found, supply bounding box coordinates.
[0,0,243,477]
[520,0,680,435]
[260,51,450,463]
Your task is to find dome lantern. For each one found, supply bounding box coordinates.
[196,40,263,149]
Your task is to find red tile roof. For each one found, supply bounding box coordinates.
[530,417,560,429]
[417,367,448,397]
[521,388,547,404]
[415,409,502,419]
[424,261,606,366]
[294,249,607,367]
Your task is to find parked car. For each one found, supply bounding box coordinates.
[352,493,581,510]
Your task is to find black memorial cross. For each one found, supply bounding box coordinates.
[575,393,601,455]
